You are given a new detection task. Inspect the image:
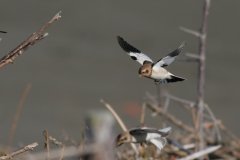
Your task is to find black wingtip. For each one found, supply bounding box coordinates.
[163,75,186,83]
[168,41,187,57]
[179,41,187,49]
[0,31,7,33]
[116,36,141,53]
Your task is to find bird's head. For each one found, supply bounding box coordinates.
[116,132,131,147]
[139,65,151,77]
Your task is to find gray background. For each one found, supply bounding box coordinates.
[0,1,239,151]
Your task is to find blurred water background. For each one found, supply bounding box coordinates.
[0,1,239,151]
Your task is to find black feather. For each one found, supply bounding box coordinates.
[117,36,141,53]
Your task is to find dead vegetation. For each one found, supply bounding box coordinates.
[1,1,240,160]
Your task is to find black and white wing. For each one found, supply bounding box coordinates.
[117,36,153,65]
[129,127,160,135]
[150,138,167,150]
[153,41,187,69]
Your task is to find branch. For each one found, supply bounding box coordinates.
[146,102,195,133]
[0,11,61,69]
[177,145,221,160]
[7,83,32,151]
[204,104,222,142]
[0,142,38,160]
[185,53,200,59]
[197,0,211,154]
[177,57,199,62]
[43,130,50,160]
[218,122,240,145]
[164,93,195,106]
[179,26,200,37]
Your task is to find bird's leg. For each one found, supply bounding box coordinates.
[154,80,161,86]
[140,142,147,148]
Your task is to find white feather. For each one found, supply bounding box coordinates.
[159,127,172,133]
[150,138,166,150]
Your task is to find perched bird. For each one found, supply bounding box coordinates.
[116,127,172,150]
[117,36,187,85]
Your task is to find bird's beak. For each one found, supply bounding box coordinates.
[139,74,142,77]
[118,142,122,146]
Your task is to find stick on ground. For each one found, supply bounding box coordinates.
[0,142,38,160]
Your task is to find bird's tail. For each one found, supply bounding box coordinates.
[158,127,172,137]
[162,75,186,83]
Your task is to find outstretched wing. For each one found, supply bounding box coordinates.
[153,41,187,69]
[117,36,153,65]
[129,127,161,135]
[150,138,167,150]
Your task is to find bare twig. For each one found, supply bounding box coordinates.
[204,104,222,142]
[218,122,240,145]
[145,92,158,105]
[0,142,38,160]
[162,97,170,128]
[164,93,195,107]
[140,103,146,127]
[156,85,164,128]
[146,102,195,133]
[49,136,64,147]
[27,144,104,160]
[177,145,221,160]
[179,26,201,37]
[7,83,32,151]
[43,130,50,160]
[0,11,61,69]
[59,145,65,160]
[197,0,211,153]
[61,130,78,146]
[100,99,139,155]
[185,53,200,59]
[177,57,199,62]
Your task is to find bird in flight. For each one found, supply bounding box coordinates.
[116,126,172,150]
[117,36,187,85]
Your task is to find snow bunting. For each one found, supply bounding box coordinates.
[117,36,187,85]
[116,127,171,150]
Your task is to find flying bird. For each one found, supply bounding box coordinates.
[117,36,187,85]
[116,127,172,150]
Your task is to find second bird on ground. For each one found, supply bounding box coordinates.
[117,36,187,85]
[116,127,172,150]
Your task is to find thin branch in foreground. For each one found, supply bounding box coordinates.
[100,99,139,155]
[7,83,32,152]
[177,145,221,160]
[179,26,201,37]
[0,142,38,160]
[0,11,61,69]
[43,130,50,160]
